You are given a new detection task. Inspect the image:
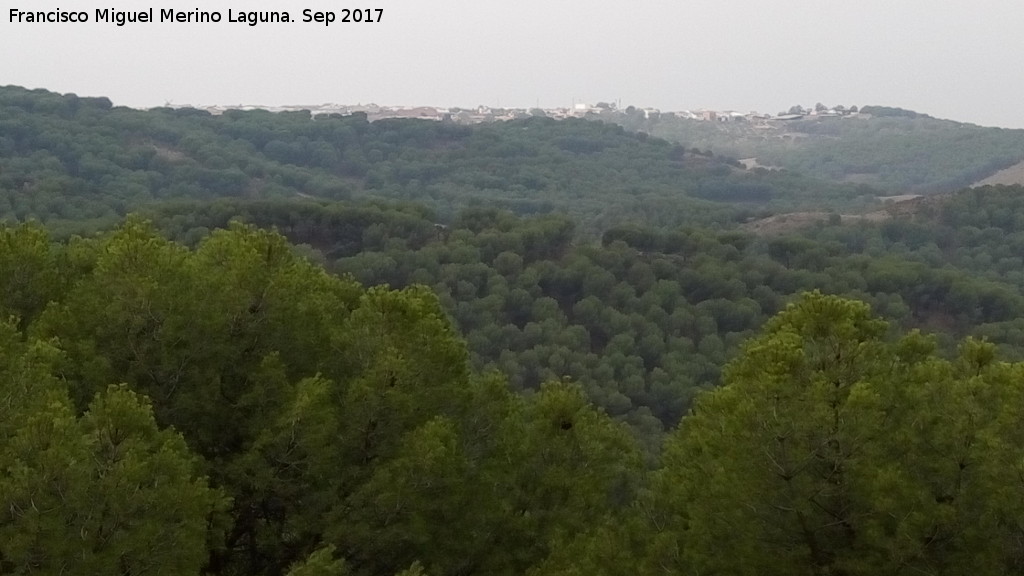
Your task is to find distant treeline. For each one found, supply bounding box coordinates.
[0,84,874,237]
[601,105,1024,192]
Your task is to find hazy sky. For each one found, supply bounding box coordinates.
[4,0,1024,127]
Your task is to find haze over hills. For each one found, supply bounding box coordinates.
[598,104,1024,193]
[11,0,1024,569]
[9,84,1024,575]
[0,85,881,235]
[13,83,1024,236]
[6,83,1024,413]
[147,93,1024,195]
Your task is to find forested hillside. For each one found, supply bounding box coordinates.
[6,85,1024,574]
[604,105,1024,192]
[123,189,1024,443]
[0,85,873,236]
[4,222,1024,575]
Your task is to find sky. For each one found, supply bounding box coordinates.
[4,0,1024,127]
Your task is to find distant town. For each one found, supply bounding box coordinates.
[164,101,863,124]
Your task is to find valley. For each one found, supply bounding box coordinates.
[5,85,1024,575]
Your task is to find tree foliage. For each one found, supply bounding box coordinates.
[0,320,221,575]
[0,221,641,576]
[648,292,1024,575]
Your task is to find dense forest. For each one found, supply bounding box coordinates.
[6,86,1024,574]
[602,105,1024,192]
[5,223,1024,575]
[0,85,874,236]
[132,189,1024,442]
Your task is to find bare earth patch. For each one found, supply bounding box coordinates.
[741,195,935,235]
[878,194,922,203]
[739,157,783,171]
[971,159,1024,187]
[740,212,832,235]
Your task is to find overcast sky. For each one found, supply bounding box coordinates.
[4,0,1024,127]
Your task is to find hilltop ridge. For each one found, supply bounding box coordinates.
[149,94,1024,194]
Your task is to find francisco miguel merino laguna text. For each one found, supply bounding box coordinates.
[9,8,383,26]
